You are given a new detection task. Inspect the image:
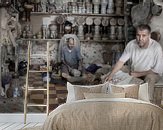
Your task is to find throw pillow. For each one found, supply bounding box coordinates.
[84,92,125,99]
[111,84,139,99]
[66,82,109,103]
[138,83,150,102]
[74,85,102,100]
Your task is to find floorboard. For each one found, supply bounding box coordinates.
[0,123,14,130]
[0,123,6,127]
[12,123,29,130]
[0,122,43,130]
[3,123,22,130]
[23,122,38,128]
[35,122,43,127]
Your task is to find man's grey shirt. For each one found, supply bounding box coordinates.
[61,45,82,68]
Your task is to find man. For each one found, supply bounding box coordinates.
[61,37,83,81]
[58,21,80,63]
[105,24,163,102]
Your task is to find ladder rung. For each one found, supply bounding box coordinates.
[28,87,47,91]
[31,54,47,56]
[30,54,47,58]
[29,70,48,73]
[27,103,47,107]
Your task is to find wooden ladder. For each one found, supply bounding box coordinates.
[24,41,50,124]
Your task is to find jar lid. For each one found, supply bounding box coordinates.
[110,18,117,26]
[86,17,93,25]
[56,15,65,24]
[102,18,109,26]
[117,18,125,26]
[76,17,86,25]
[94,18,101,25]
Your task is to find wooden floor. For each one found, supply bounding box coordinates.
[0,113,46,130]
[0,122,43,130]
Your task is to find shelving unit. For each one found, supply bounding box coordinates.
[15,0,128,68]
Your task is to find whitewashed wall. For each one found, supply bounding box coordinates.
[18,40,119,66]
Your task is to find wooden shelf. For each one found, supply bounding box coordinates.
[16,38,60,42]
[31,12,125,17]
[17,38,125,43]
[80,39,125,43]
